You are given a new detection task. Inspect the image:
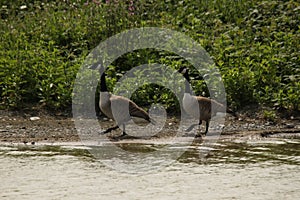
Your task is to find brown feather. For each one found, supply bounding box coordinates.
[129,100,151,122]
[109,95,151,122]
[195,96,225,121]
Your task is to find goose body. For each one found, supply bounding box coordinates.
[100,91,151,126]
[92,64,151,137]
[179,67,233,135]
[183,94,226,121]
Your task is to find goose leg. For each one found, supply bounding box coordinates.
[121,124,127,136]
[186,120,202,132]
[186,124,198,132]
[195,120,204,138]
[111,124,129,140]
[204,121,209,135]
[100,125,119,134]
[100,123,129,136]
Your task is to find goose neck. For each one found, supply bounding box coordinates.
[100,73,108,92]
[185,80,192,94]
[183,72,191,94]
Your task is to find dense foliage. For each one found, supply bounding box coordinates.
[0,0,299,114]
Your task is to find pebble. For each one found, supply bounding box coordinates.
[285,124,294,129]
[30,117,40,121]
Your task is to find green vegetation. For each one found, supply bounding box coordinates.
[262,109,277,122]
[0,0,299,114]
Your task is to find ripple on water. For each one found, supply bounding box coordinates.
[0,138,299,199]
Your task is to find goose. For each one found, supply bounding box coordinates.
[178,67,235,136]
[90,64,152,138]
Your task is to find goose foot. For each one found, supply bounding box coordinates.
[110,132,135,140]
[195,134,203,138]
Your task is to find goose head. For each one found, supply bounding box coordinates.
[178,66,188,75]
[178,67,190,81]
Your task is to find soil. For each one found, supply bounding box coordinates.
[0,106,299,144]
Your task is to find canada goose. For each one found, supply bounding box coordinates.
[178,67,235,136]
[90,64,152,138]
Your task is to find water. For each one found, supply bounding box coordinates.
[0,137,299,200]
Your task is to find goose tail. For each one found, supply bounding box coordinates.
[149,117,157,125]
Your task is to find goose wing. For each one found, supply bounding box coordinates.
[110,95,151,122]
[195,96,226,117]
[128,100,151,122]
[195,96,212,120]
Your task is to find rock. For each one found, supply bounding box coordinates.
[30,117,40,121]
[285,124,294,129]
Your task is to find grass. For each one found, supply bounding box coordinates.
[0,0,299,114]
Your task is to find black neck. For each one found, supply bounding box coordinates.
[183,72,191,94]
[185,80,191,94]
[100,73,108,92]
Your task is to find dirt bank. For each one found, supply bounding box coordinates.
[0,108,299,144]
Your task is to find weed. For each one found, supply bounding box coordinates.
[0,0,299,113]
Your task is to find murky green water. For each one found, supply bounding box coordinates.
[0,137,299,200]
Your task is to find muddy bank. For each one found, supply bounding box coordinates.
[0,109,299,144]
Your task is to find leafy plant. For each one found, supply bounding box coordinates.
[0,0,299,114]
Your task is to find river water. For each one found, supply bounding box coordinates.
[0,137,299,200]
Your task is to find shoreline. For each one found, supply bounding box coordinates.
[1,109,299,144]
